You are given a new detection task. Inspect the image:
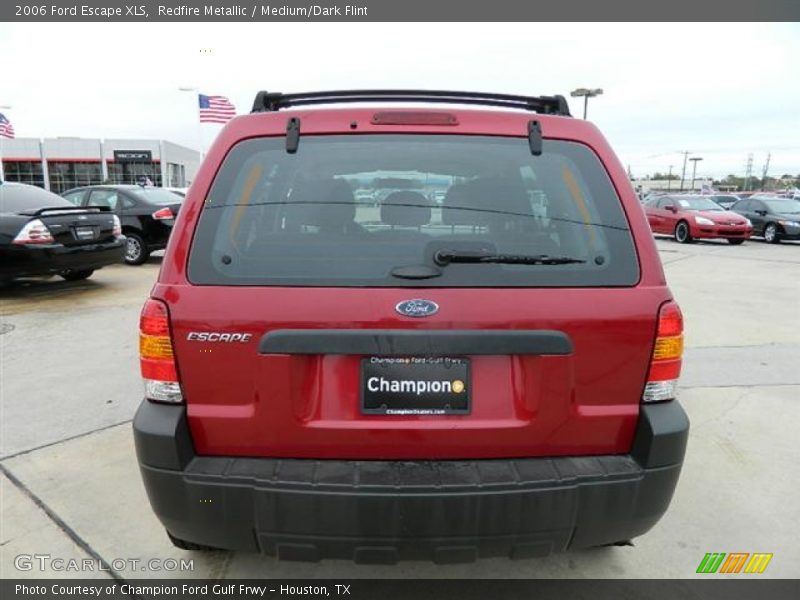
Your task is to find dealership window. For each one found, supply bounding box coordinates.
[2,160,45,187]
[47,161,103,194]
[166,162,186,187]
[107,161,162,187]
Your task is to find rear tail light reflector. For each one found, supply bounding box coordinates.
[643,301,683,403]
[112,214,122,236]
[139,298,183,403]
[13,219,55,244]
[152,207,174,220]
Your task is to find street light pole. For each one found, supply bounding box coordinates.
[570,88,603,119]
[689,157,703,191]
[667,165,673,191]
[678,151,691,191]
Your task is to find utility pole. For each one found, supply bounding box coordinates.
[761,152,771,191]
[689,157,703,191]
[744,153,754,191]
[679,151,691,191]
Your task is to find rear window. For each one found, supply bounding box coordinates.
[188,135,639,287]
[0,183,71,213]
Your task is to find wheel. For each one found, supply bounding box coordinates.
[727,239,745,245]
[763,222,781,244]
[674,221,693,244]
[166,531,220,551]
[59,269,95,281]
[124,233,150,265]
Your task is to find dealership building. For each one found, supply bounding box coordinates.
[0,138,201,194]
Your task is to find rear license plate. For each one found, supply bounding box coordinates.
[74,226,96,240]
[361,356,470,415]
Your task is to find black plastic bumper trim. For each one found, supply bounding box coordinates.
[133,400,688,561]
[258,329,573,356]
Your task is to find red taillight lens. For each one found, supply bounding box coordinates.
[139,299,183,403]
[643,301,683,403]
[152,207,174,220]
[13,219,55,245]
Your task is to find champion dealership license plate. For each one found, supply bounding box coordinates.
[361,356,471,415]
[74,226,97,240]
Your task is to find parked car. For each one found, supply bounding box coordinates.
[709,194,740,210]
[62,185,183,264]
[0,182,125,284]
[643,194,752,244]
[729,195,800,243]
[133,89,689,561]
[164,187,188,197]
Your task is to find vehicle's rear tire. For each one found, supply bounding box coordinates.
[59,269,95,281]
[674,221,693,244]
[124,233,150,265]
[166,531,221,552]
[727,239,745,245]
[764,222,781,244]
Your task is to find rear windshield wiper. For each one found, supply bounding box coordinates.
[434,249,586,266]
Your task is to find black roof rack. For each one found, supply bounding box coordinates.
[251,90,571,117]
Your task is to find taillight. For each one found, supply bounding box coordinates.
[152,207,174,220]
[112,214,122,236]
[139,299,183,403]
[12,219,55,244]
[643,301,683,403]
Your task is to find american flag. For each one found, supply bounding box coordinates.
[198,94,236,124]
[0,113,14,139]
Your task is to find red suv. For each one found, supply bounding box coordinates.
[134,90,688,562]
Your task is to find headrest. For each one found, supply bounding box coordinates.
[442,183,479,226]
[442,178,530,228]
[284,179,356,229]
[380,191,432,227]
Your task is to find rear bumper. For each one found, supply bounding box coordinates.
[133,401,689,562]
[0,238,125,280]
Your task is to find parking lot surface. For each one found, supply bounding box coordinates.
[1,240,799,579]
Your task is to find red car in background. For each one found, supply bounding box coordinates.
[644,194,753,244]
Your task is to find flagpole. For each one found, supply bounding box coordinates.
[178,87,203,184]
[0,105,10,182]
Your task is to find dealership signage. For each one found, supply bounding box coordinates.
[114,150,152,163]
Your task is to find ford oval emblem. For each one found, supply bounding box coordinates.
[396,299,439,318]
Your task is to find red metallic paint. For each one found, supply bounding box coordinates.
[645,199,752,241]
[150,108,673,460]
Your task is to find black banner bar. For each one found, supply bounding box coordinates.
[3,579,800,600]
[3,0,800,22]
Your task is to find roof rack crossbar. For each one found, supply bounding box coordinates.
[251,90,571,116]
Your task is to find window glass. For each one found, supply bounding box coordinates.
[87,189,119,210]
[62,190,85,206]
[0,183,71,212]
[47,161,103,194]
[1,160,45,187]
[188,135,639,288]
[762,198,800,214]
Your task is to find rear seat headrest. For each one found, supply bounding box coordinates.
[285,179,356,229]
[442,178,531,228]
[381,191,432,227]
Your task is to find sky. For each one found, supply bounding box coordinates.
[1,22,798,179]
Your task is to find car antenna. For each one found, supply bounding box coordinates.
[528,120,542,156]
[286,117,300,154]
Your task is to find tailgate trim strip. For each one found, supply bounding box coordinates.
[259,329,572,356]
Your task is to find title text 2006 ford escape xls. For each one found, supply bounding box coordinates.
[134,90,689,562]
